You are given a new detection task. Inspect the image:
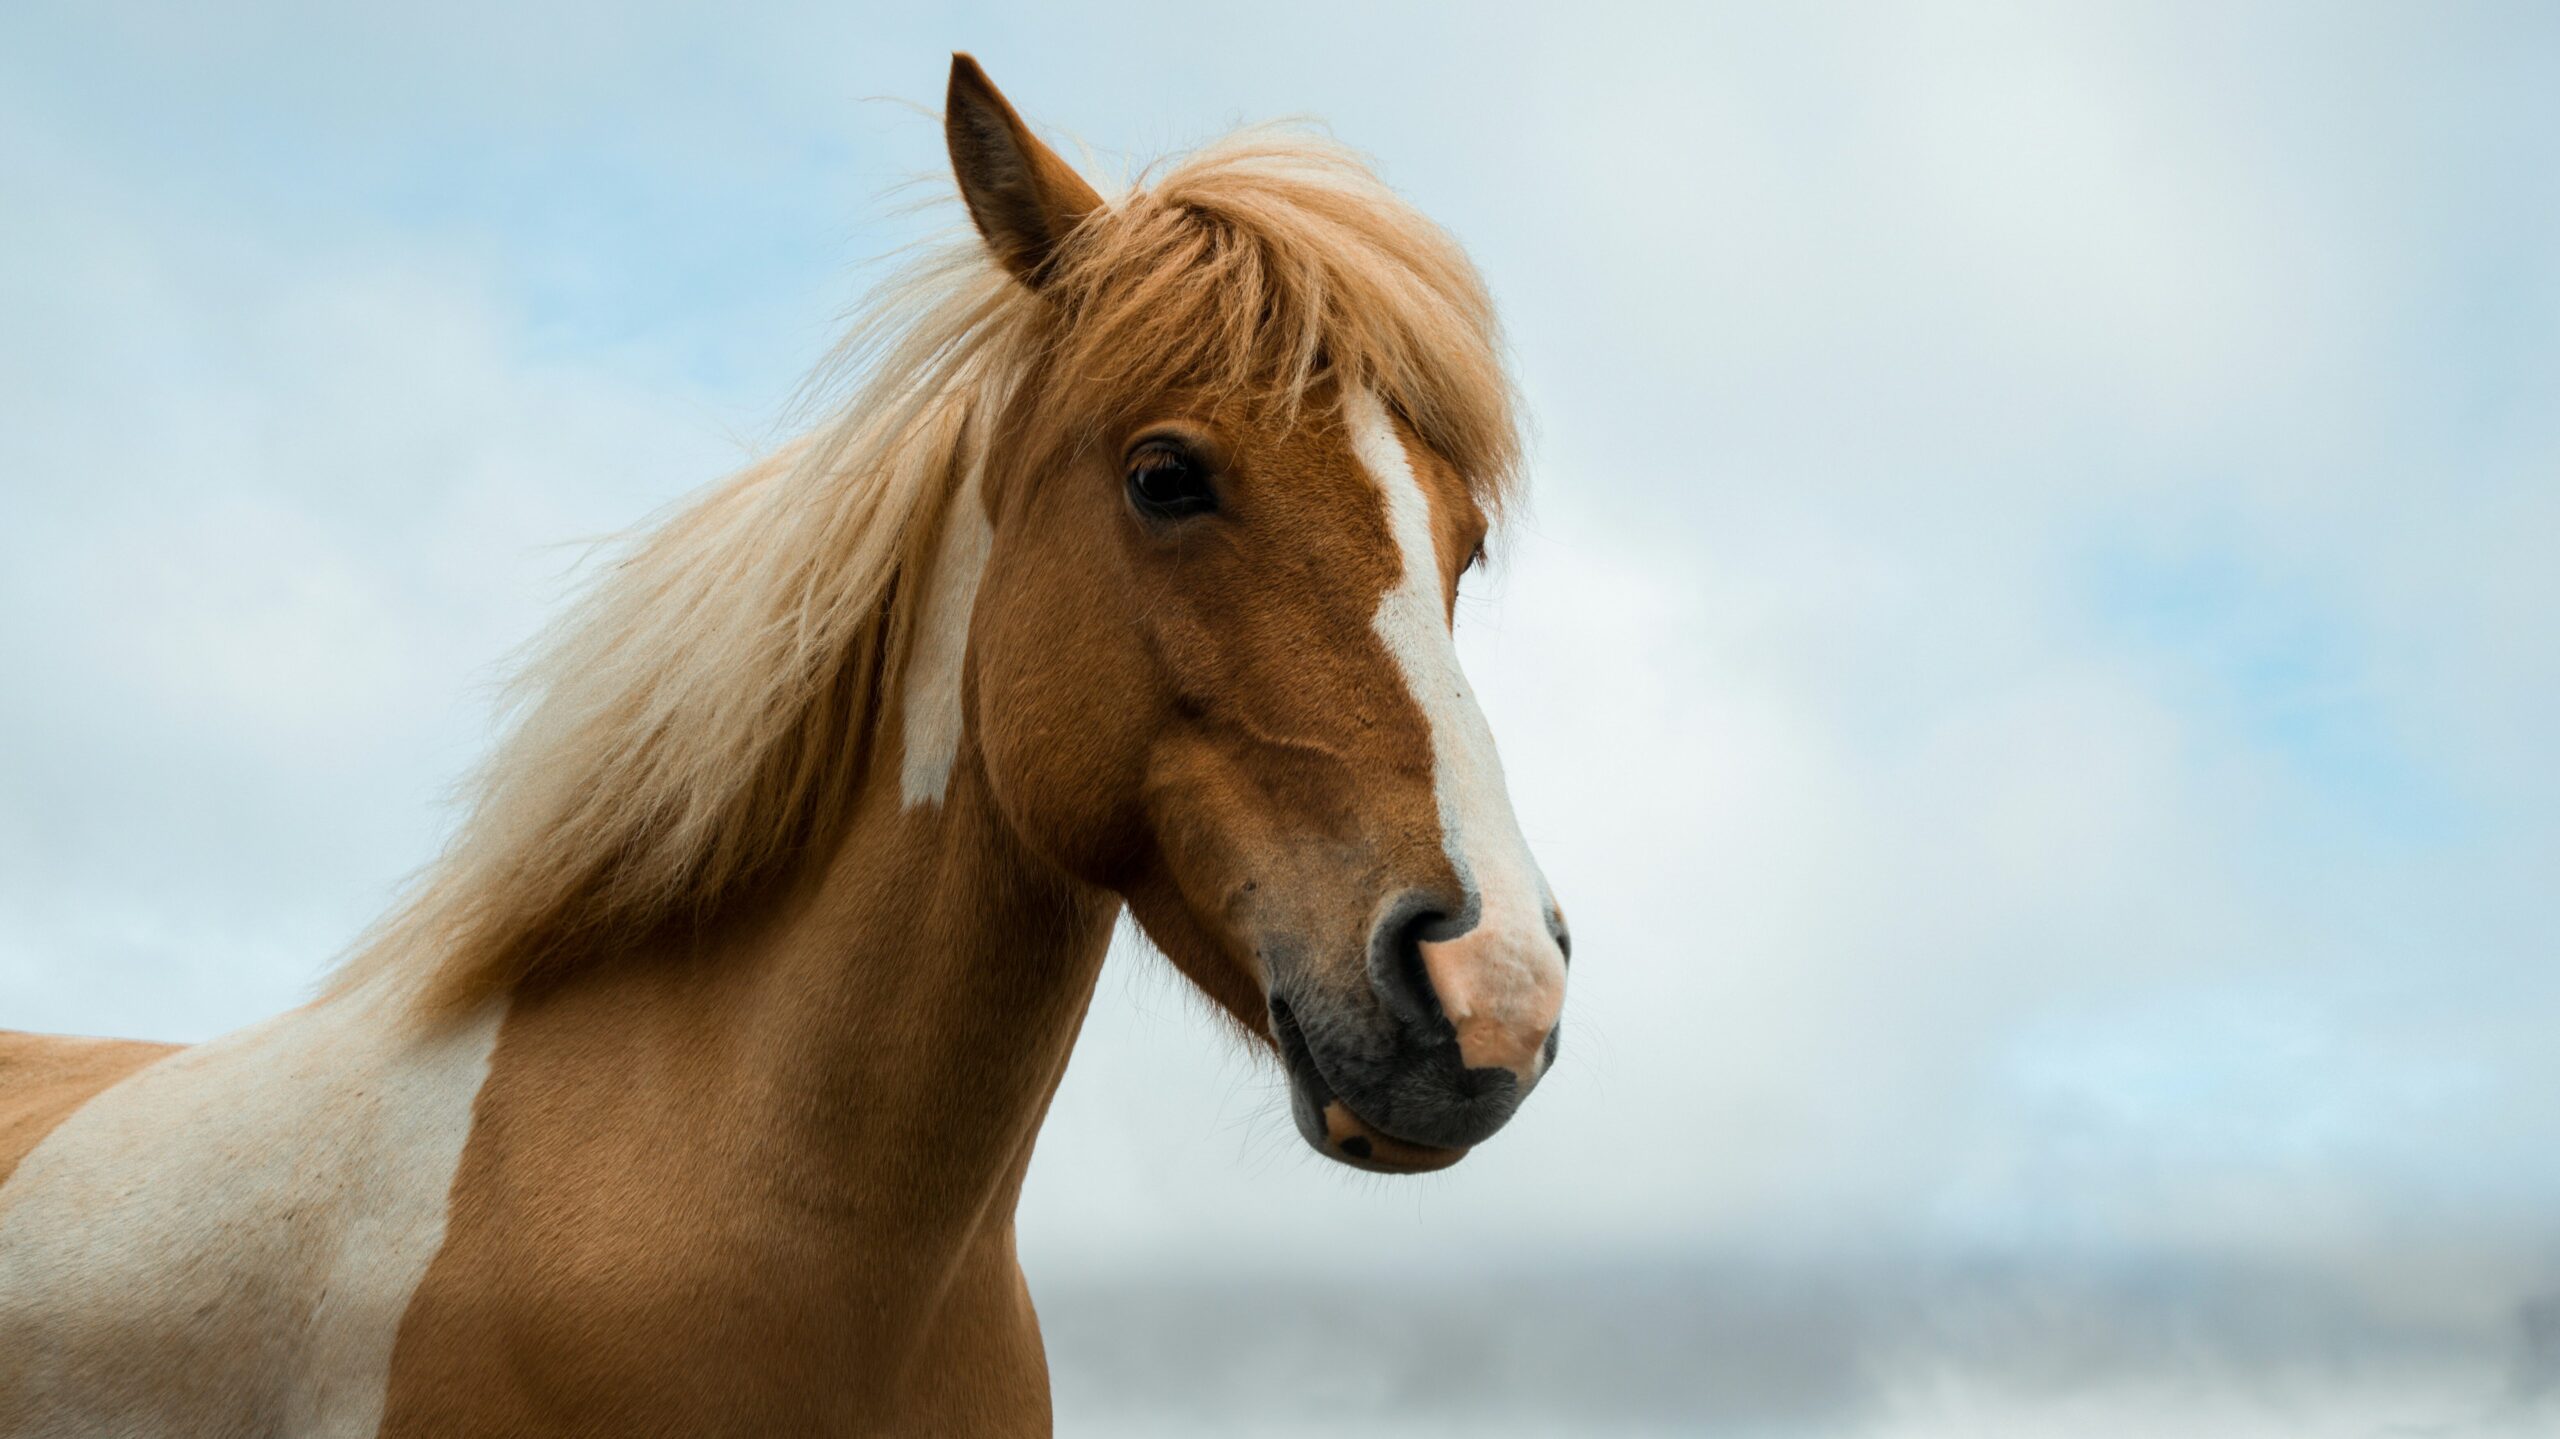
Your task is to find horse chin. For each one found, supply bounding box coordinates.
[1306,1090,1470,1175]
[1271,1000,1470,1174]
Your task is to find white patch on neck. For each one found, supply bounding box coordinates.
[1344,388,1564,1071]
[900,453,993,808]
[0,971,505,1434]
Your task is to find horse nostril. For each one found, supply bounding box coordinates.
[1366,896,1452,1030]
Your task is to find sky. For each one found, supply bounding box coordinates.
[3,3,2557,1434]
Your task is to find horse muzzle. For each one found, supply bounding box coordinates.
[1265,892,1567,1173]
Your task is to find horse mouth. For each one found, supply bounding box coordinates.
[1269,997,1469,1175]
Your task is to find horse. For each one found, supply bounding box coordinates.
[0,54,1568,1436]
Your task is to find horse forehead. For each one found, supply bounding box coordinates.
[1399,429,1484,566]
[1332,396,1480,581]
[1240,401,1469,573]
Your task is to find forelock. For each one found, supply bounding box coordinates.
[1029,129,1521,510]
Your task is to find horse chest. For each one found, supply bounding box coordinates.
[374,1157,1048,1434]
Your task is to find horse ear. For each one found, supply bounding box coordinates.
[945,54,1104,288]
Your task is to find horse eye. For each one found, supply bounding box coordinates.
[1125,442,1218,519]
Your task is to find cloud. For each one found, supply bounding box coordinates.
[0,87,752,1035]
[3,5,2557,1430]
[1039,1252,2560,1438]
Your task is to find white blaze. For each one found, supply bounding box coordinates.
[1344,388,1565,1078]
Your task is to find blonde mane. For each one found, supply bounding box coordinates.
[336,127,1521,1016]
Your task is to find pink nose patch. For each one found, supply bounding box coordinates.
[1416,924,1565,1082]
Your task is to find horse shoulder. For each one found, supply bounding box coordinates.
[0,1030,180,1187]
[0,991,505,1437]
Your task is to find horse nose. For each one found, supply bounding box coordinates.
[1370,891,1569,1087]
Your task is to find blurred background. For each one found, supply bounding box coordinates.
[4,3,2556,1434]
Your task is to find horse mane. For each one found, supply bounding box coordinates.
[332,126,1522,1017]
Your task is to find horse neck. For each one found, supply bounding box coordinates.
[362,736,1114,1421]
[477,728,1117,1287]
[707,743,1117,1235]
